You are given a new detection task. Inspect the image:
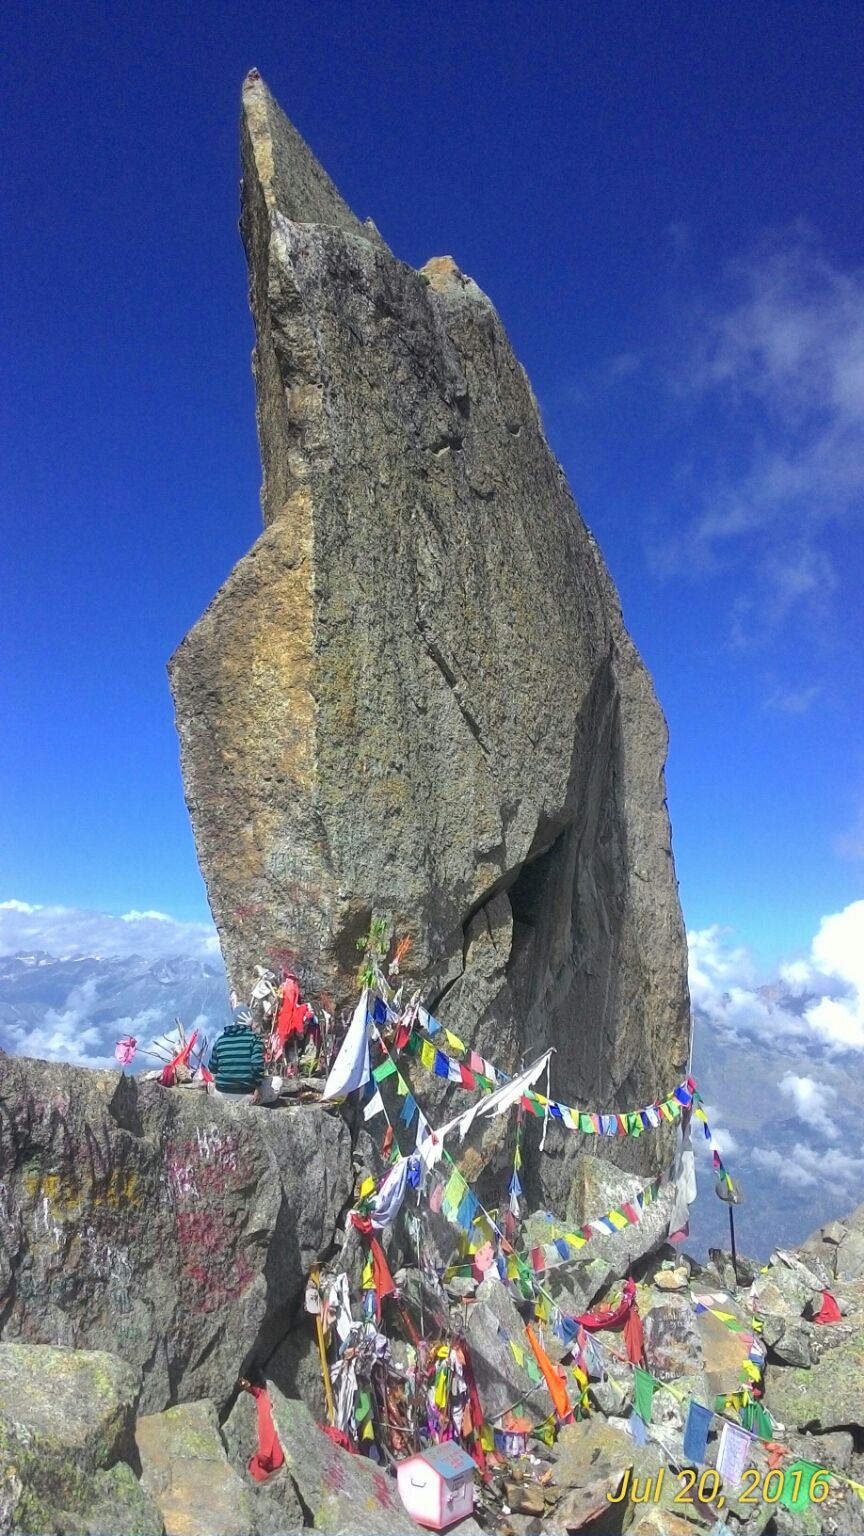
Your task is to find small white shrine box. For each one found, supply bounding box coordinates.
[396,1442,476,1530]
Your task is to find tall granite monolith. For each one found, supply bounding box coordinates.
[169,72,690,1203]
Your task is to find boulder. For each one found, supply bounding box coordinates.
[136,1399,297,1535]
[767,1323,812,1369]
[464,1276,553,1425]
[219,1390,304,1532]
[800,1204,864,1284]
[0,1342,162,1536]
[0,1055,352,1411]
[168,71,690,1210]
[693,1306,759,1399]
[764,1326,864,1431]
[520,1158,683,1305]
[549,1415,663,1492]
[642,1299,704,1381]
[265,1388,429,1534]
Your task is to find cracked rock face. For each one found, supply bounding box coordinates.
[169,73,689,1203]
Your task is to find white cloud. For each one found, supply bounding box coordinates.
[689,899,864,1055]
[750,1141,863,1192]
[779,1072,836,1122]
[686,924,755,1008]
[0,898,220,962]
[658,229,864,641]
[763,683,821,715]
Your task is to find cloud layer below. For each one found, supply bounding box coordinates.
[689,899,864,1255]
[0,898,220,962]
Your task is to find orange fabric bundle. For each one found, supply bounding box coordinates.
[525,1324,573,1423]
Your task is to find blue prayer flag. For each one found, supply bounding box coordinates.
[434,1050,450,1078]
[683,1401,714,1464]
[630,1413,649,1445]
[372,997,388,1026]
[399,1093,417,1125]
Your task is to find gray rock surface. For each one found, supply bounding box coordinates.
[764,1325,864,1431]
[168,71,690,1207]
[136,1398,290,1536]
[642,1298,704,1381]
[801,1203,864,1283]
[219,1389,305,1532]
[0,1341,162,1536]
[464,1274,553,1424]
[265,1388,429,1534]
[0,1055,352,1411]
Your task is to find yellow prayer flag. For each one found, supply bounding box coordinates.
[479,1424,495,1452]
[420,1040,436,1070]
[607,1210,629,1231]
[361,1417,375,1441]
[445,1029,466,1053]
[359,1176,376,1200]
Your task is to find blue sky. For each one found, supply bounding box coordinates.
[2,0,862,975]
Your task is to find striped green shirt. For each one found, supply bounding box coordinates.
[208,1023,265,1093]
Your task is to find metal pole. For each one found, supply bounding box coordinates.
[728,1205,738,1290]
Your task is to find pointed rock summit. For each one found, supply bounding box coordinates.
[169,74,689,1197]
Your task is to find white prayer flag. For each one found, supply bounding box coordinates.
[436,1050,554,1145]
[716,1422,753,1489]
[322,988,371,1101]
[371,1157,410,1229]
[363,1089,385,1122]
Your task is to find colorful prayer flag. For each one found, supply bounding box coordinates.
[683,1401,714,1463]
[633,1368,657,1424]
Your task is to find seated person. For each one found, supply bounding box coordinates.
[208,1007,265,1098]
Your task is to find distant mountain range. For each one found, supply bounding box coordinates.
[0,950,230,1068]
[1,950,857,1261]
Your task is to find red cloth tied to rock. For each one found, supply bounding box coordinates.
[244,1384,285,1481]
[350,1212,397,1318]
[813,1289,842,1324]
[275,974,314,1047]
[159,1030,198,1087]
[574,1277,643,1364]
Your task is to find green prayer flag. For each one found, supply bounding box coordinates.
[740,1400,772,1439]
[475,1075,493,1093]
[633,1367,656,1424]
[355,1389,372,1422]
[778,1461,827,1513]
[525,1356,542,1384]
[442,1168,467,1213]
[372,1058,398,1083]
